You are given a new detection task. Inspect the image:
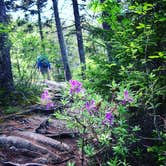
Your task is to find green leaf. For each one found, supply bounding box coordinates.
[158,17,166,22]
[148,55,161,59]
[143,3,153,11]
[149,52,166,59]
[106,63,117,68]
[136,23,145,29]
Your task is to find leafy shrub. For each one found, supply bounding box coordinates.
[54,80,140,165]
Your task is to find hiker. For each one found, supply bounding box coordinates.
[36,54,51,80]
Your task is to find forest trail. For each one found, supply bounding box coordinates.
[0,81,81,166]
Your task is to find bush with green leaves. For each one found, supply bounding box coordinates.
[53,80,140,165]
[81,1,166,164]
[86,0,165,102]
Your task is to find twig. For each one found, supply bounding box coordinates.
[89,125,99,143]
[138,136,162,141]
[81,126,86,166]
[72,116,86,166]
[74,116,86,128]
[88,146,107,159]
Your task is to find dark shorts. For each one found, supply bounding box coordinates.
[40,67,49,75]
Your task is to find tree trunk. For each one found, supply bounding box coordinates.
[36,0,45,51]
[100,0,113,62]
[72,0,86,78]
[52,0,71,81]
[0,0,14,93]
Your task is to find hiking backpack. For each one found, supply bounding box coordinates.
[37,54,49,68]
[40,58,49,68]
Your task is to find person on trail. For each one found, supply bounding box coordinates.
[36,54,51,80]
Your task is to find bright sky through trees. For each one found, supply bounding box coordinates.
[10,0,91,25]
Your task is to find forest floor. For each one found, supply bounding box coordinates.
[0,81,83,166]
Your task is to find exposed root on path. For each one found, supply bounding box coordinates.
[0,81,81,165]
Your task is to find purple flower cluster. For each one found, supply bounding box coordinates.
[69,80,83,94]
[46,102,54,109]
[103,112,114,126]
[41,90,54,109]
[68,80,115,127]
[85,100,97,114]
[121,90,133,105]
[41,90,50,100]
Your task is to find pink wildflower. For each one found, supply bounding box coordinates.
[121,90,133,105]
[69,80,83,94]
[103,112,114,126]
[85,100,97,114]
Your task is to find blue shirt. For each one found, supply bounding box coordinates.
[37,59,51,69]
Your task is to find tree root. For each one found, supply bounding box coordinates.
[15,131,71,152]
[0,135,61,162]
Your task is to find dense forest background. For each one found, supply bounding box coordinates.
[0,0,165,165]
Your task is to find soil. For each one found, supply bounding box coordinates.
[0,81,83,166]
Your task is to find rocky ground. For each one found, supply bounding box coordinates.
[0,81,82,166]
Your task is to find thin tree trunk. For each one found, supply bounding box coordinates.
[100,0,113,62]
[0,0,14,93]
[36,0,45,51]
[52,0,71,81]
[72,0,86,78]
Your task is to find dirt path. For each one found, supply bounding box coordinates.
[0,81,81,166]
